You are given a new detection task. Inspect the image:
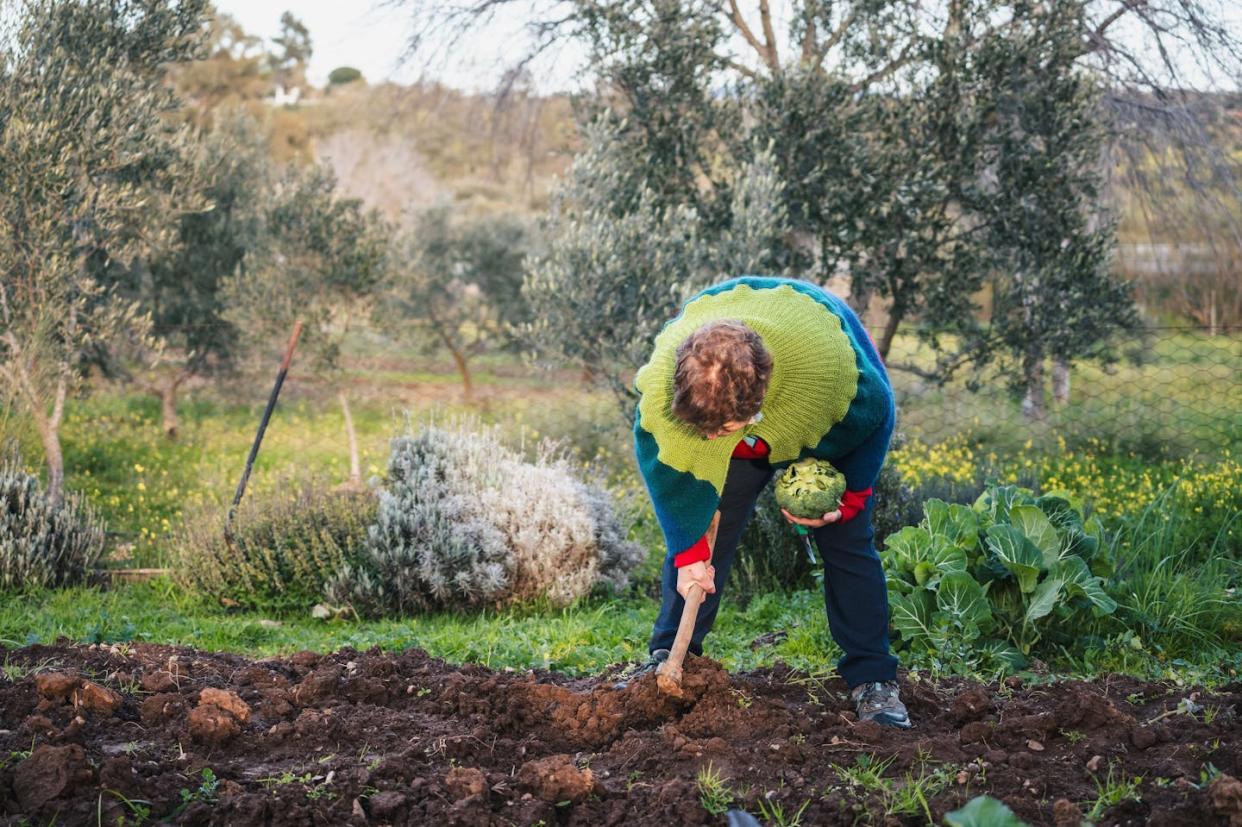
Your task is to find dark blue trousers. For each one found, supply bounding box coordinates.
[648,457,899,688]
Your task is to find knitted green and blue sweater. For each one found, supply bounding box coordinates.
[634,276,895,558]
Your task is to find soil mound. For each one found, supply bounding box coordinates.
[0,642,1237,825]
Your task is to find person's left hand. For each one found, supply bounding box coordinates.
[781,508,842,528]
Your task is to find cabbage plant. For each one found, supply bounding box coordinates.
[882,484,1116,669]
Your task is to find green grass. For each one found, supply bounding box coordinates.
[2,578,1238,685]
[888,330,1242,457]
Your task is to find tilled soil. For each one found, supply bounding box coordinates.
[0,643,1238,826]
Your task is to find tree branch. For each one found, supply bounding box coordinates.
[726,0,773,70]
[758,0,780,69]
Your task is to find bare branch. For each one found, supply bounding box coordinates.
[814,6,860,71]
[850,44,918,92]
[758,0,780,68]
[726,0,774,69]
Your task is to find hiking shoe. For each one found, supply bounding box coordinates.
[612,649,670,690]
[851,680,912,729]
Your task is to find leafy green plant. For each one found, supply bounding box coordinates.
[0,460,106,591]
[174,768,219,815]
[944,795,1029,827]
[172,478,375,612]
[883,484,1116,668]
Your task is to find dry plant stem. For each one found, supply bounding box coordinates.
[656,511,721,697]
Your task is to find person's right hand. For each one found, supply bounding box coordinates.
[677,560,716,599]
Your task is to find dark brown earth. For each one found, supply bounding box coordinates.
[0,643,1238,826]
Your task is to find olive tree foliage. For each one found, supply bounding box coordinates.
[524,115,788,405]
[224,164,389,486]
[0,0,208,504]
[965,1,1139,418]
[382,206,533,401]
[109,111,272,439]
[401,0,1239,408]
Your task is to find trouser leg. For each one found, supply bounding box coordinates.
[648,458,773,655]
[813,495,899,687]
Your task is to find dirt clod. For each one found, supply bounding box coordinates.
[12,743,93,810]
[34,672,79,705]
[951,687,991,724]
[187,703,242,744]
[1129,725,1158,750]
[518,754,596,802]
[960,720,992,744]
[75,680,122,714]
[141,670,178,693]
[199,687,251,724]
[1052,797,1083,827]
[446,766,488,800]
[1210,774,1242,826]
[367,791,408,820]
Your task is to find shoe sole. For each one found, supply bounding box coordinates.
[868,713,913,729]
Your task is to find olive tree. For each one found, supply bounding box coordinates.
[109,111,272,439]
[225,163,389,486]
[0,0,207,504]
[383,206,533,401]
[524,116,787,404]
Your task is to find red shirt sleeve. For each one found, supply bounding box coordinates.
[837,487,873,522]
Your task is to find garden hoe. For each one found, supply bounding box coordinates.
[656,511,721,698]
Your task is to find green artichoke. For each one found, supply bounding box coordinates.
[774,458,846,519]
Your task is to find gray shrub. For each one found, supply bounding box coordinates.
[0,462,105,590]
[329,422,644,616]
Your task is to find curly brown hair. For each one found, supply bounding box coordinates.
[671,320,772,436]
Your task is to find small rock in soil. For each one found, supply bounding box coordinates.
[1026,739,1045,752]
[950,687,991,724]
[199,688,251,723]
[12,743,93,811]
[1086,754,1104,772]
[1053,797,1085,827]
[446,766,488,800]
[75,680,122,714]
[517,754,596,803]
[1209,774,1242,826]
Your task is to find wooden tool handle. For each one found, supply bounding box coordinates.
[659,512,721,682]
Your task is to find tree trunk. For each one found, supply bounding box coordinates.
[35,415,65,507]
[159,375,181,440]
[339,390,361,486]
[1021,351,1046,421]
[1051,358,1071,406]
[847,278,873,319]
[449,347,474,401]
[876,296,908,361]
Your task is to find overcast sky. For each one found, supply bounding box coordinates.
[212,1,586,93]
[215,1,1239,94]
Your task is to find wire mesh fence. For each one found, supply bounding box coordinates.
[889,326,1241,457]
